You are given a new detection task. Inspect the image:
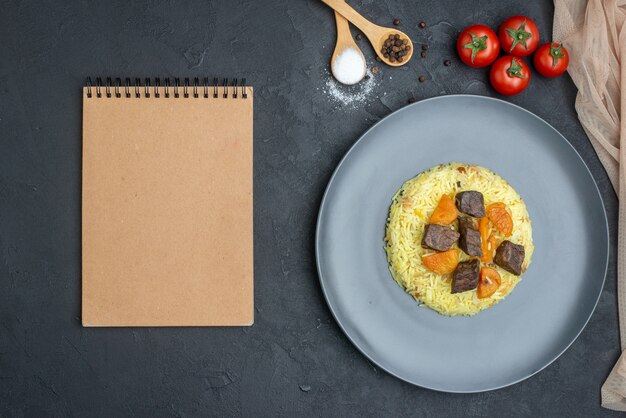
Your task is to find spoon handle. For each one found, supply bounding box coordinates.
[334,11,352,47]
[322,0,379,37]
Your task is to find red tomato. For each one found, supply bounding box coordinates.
[489,56,530,96]
[456,24,500,68]
[498,16,539,56]
[533,42,569,77]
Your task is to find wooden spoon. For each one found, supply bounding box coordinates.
[331,11,366,85]
[321,0,413,67]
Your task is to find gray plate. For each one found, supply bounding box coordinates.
[316,95,609,393]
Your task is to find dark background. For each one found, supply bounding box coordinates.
[0,0,621,416]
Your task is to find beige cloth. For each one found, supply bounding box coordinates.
[553,0,626,411]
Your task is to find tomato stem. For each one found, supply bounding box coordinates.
[463,32,488,64]
[550,43,565,68]
[507,58,525,79]
[504,19,532,52]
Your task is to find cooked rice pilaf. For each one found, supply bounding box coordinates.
[384,162,534,316]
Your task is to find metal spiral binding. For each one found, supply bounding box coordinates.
[155,78,161,98]
[144,78,151,98]
[95,77,102,97]
[85,77,248,99]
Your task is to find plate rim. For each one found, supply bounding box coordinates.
[314,94,610,393]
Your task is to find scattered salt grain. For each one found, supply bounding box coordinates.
[323,68,377,108]
[331,47,366,85]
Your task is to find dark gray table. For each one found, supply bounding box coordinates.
[0,1,620,416]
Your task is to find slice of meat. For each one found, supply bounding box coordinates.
[458,217,483,257]
[494,240,525,275]
[455,191,485,218]
[421,224,460,252]
[451,259,480,293]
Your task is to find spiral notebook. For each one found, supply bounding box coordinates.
[82,77,253,327]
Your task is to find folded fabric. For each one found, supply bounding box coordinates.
[553,0,626,410]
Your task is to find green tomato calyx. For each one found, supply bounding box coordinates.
[507,58,525,78]
[505,19,532,52]
[550,43,566,68]
[463,31,488,63]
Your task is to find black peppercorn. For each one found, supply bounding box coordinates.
[380,32,411,64]
[420,51,427,58]
[356,33,363,41]
[419,21,426,28]
[408,97,416,103]
[419,75,426,82]
[444,59,451,66]
[393,19,400,26]
[421,44,429,51]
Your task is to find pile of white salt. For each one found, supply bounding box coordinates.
[331,47,366,85]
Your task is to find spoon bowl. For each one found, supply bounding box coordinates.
[373,29,414,67]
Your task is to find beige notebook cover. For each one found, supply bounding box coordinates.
[82,78,253,327]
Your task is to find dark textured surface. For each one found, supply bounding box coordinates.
[0,0,620,417]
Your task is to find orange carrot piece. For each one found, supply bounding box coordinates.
[486,202,513,237]
[478,217,497,262]
[429,195,457,225]
[481,235,497,263]
[421,249,459,275]
[478,217,490,240]
[477,267,501,299]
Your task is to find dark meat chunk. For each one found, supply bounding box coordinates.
[421,224,460,252]
[451,259,480,293]
[455,191,485,218]
[458,217,482,257]
[458,216,475,230]
[494,240,525,275]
